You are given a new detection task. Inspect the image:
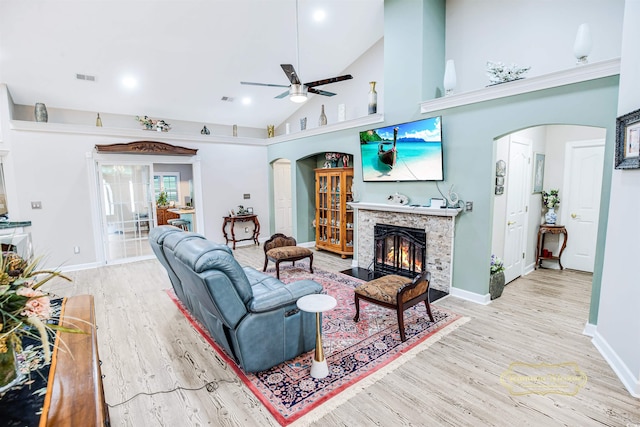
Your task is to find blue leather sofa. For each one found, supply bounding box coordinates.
[149,226,323,372]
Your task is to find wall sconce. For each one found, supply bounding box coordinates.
[573,23,592,65]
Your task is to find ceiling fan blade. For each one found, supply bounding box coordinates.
[240,81,290,88]
[280,64,301,85]
[304,74,353,88]
[274,90,290,99]
[308,87,336,97]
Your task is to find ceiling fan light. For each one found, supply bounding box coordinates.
[289,84,308,103]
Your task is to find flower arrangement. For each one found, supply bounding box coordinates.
[490,254,505,275]
[0,252,71,388]
[542,189,560,209]
[135,115,171,132]
[486,61,531,85]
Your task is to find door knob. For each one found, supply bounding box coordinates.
[507,221,515,226]
[571,213,577,219]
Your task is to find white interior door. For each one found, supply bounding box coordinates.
[98,163,154,262]
[273,159,292,236]
[561,140,604,272]
[503,138,531,284]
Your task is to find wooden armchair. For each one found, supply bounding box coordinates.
[263,233,313,279]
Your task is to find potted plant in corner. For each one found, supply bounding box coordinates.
[490,254,505,300]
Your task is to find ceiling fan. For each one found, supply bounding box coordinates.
[240,0,353,103]
[241,65,353,103]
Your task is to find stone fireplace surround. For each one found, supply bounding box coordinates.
[349,202,461,293]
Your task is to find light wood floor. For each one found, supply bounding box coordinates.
[45,244,640,426]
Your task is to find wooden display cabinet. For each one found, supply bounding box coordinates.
[315,167,354,258]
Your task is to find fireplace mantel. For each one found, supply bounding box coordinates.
[348,202,462,217]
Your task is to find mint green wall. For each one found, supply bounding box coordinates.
[266,1,618,323]
[437,78,618,296]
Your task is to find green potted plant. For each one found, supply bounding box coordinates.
[157,191,168,207]
[489,254,505,300]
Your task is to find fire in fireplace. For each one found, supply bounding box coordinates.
[374,224,426,278]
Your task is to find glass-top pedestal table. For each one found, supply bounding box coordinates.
[296,294,337,379]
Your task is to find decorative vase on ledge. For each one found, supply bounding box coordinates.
[545,207,557,225]
[34,102,48,123]
[368,81,377,115]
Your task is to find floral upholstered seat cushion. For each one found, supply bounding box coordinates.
[266,246,313,260]
[355,274,428,304]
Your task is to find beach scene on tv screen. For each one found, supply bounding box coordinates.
[360,116,443,181]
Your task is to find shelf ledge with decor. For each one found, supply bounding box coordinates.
[8,114,384,146]
[265,114,384,144]
[420,58,620,114]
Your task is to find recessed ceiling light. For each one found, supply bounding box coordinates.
[122,76,138,89]
[242,97,252,105]
[313,9,326,22]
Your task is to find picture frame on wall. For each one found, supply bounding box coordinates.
[496,160,506,177]
[496,176,505,186]
[495,186,504,195]
[532,152,545,193]
[615,108,640,169]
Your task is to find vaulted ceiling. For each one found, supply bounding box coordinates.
[0,0,384,129]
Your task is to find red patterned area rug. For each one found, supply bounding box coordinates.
[166,264,468,426]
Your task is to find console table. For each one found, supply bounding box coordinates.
[535,224,568,270]
[222,214,260,249]
[0,295,109,426]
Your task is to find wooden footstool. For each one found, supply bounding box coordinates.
[353,271,434,342]
[263,233,313,279]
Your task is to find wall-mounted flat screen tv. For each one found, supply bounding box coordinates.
[359,116,443,182]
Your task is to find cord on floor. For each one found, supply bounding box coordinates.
[107,378,235,408]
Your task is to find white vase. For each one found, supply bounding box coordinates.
[318,104,327,126]
[443,59,457,96]
[368,81,377,115]
[545,207,557,225]
[573,23,592,65]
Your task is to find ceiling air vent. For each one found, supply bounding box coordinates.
[221,96,234,102]
[76,73,97,82]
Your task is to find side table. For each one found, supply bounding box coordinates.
[222,214,260,250]
[536,224,568,270]
[296,294,337,379]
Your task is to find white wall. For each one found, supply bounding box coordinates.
[595,0,640,397]
[2,117,269,270]
[445,0,624,94]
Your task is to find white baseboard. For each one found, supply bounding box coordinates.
[449,287,491,305]
[592,330,640,397]
[582,322,597,337]
[58,261,103,273]
[298,241,315,248]
[351,259,358,268]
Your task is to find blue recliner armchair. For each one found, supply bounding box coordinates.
[150,226,323,372]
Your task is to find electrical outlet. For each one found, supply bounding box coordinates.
[31,201,42,209]
[243,193,250,199]
[244,227,249,233]
[73,246,80,254]
[465,201,473,212]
